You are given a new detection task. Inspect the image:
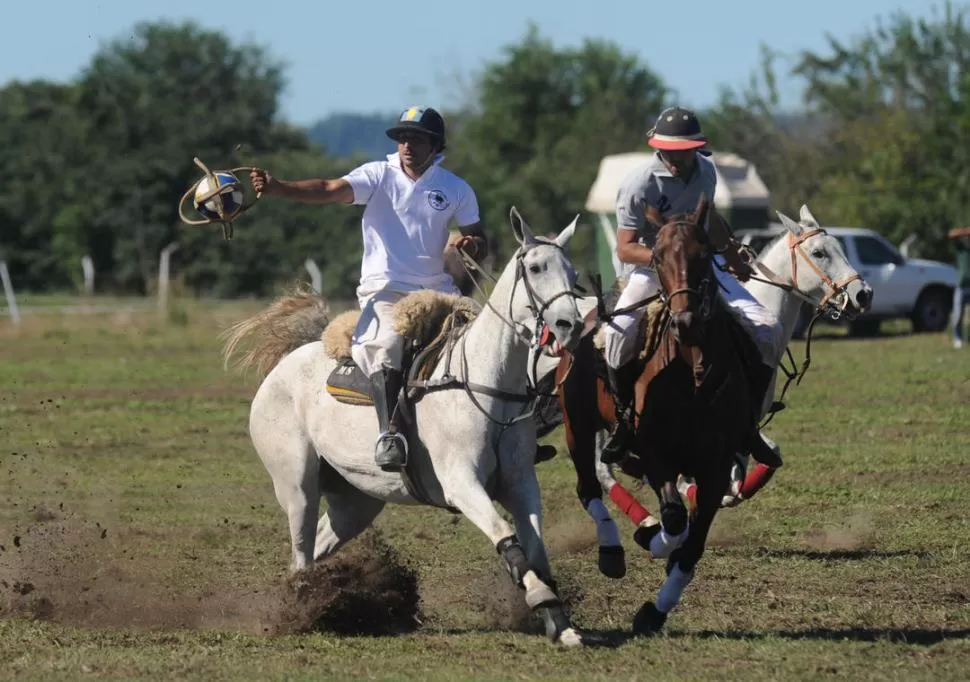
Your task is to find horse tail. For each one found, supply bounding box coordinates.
[221,283,332,381]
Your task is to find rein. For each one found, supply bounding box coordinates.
[734,228,864,422]
[406,243,582,429]
[743,229,862,322]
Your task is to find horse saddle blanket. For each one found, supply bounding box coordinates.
[326,358,373,406]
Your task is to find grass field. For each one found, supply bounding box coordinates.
[1,300,968,681]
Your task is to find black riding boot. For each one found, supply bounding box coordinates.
[370,367,408,472]
[601,364,635,464]
[746,363,784,468]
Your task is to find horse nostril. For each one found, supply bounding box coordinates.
[555,319,574,331]
[856,288,872,309]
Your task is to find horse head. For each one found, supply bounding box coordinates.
[507,207,584,352]
[775,205,873,318]
[648,195,716,347]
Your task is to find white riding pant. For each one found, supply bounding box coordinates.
[351,281,459,378]
[602,259,783,371]
[603,266,660,369]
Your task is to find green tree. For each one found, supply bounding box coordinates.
[793,1,970,258]
[0,81,89,289]
[702,46,832,220]
[74,20,308,292]
[449,25,668,273]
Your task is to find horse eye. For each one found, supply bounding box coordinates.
[812,249,825,259]
[529,264,542,274]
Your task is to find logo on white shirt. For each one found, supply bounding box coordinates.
[427,189,449,211]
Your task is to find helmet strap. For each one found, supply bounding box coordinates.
[403,141,439,176]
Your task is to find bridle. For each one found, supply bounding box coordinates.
[653,222,717,324]
[746,228,863,321]
[420,240,584,428]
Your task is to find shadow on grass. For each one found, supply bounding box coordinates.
[753,547,930,561]
[673,627,970,646]
[566,625,970,648]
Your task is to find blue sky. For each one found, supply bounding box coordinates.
[0,0,944,125]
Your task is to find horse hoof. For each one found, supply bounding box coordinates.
[598,545,626,579]
[539,603,578,644]
[557,627,584,647]
[633,524,660,552]
[535,444,558,463]
[632,601,667,636]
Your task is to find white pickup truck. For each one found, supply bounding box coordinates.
[737,224,959,337]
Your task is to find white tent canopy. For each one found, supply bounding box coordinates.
[584,151,770,214]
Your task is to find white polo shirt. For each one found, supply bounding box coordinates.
[343,153,480,293]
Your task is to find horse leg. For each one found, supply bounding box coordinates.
[313,488,386,561]
[602,438,656,532]
[559,358,626,579]
[631,449,688,560]
[633,468,725,635]
[449,472,582,646]
[249,393,321,573]
[737,433,782,501]
[265,450,320,573]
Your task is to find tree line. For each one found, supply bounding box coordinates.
[1,3,967,299]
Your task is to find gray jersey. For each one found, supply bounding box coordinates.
[615,152,717,247]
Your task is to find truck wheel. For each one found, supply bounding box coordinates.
[911,287,952,333]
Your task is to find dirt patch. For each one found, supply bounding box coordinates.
[272,530,420,636]
[544,520,598,558]
[480,564,540,634]
[0,515,282,634]
[0,511,428,639]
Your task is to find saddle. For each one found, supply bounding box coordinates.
[320,292,481,511]
[321,291,481,407]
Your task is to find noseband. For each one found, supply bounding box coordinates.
[786,229,863,319]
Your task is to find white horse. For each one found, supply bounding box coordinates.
[222,208,587,646]
[582,204,873,576]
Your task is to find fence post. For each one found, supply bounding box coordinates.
[158,242,180,313]
[304,258,322,294]
[0,261,21,326]
[81,255,95,296]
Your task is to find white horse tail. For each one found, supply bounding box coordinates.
[221,283,331,380]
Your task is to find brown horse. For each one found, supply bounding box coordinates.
[555,196,762,634]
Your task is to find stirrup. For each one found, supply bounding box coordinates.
[375,432,408,472]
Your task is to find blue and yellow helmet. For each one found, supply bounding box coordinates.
[385,106,446,149]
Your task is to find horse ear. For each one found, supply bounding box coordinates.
[553,214,580,248]
[798,204,820,228]
[693,193,710,228]
[510,206,537,246]
[777,210,804,236]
